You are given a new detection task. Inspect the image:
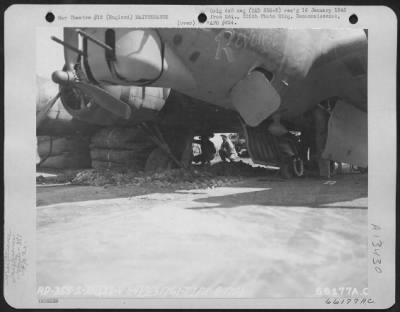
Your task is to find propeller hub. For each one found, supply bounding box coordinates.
[52,70,77,85]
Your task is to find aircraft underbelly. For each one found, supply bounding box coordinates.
[160,29,270,108]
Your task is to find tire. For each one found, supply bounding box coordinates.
[91,127,153,149]
[292,157,304,177]
[90,147,153,163]
[91,160,144,170]
[37,136,90,157]
[38,153,91,169]
[144,148,173,172]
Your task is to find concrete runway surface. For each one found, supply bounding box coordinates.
[37,173,367,298]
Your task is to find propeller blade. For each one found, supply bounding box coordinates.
[64,28,80,70]
[76,83,132,119]
[36,92,61,128]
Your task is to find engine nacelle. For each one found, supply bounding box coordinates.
[59,84,170,126]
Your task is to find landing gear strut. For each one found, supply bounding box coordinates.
[278,134,304,179]
[139,122,194,172]
[313,102,334,178]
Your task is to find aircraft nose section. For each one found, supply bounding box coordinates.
[112,29,163,81]
[77,28,195,90]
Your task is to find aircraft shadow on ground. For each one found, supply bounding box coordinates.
[188,175,368,210]
[36,172,367,209]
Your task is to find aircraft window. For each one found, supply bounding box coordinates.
[173,34,183,46]
[189,51,200,63]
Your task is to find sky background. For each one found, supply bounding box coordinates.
[36,27,64,78]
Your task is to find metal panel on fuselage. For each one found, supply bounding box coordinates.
[159,28,366,123]
[159,29,265,108]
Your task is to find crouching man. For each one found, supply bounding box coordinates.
[193,135,216,165]
[219,134,239,162]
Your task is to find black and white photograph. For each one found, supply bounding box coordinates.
[4,4,397,309]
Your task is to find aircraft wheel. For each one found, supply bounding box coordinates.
[292,157,304,177]
[144,147,173,172]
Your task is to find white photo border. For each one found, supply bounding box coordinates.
[4,4,397,309]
